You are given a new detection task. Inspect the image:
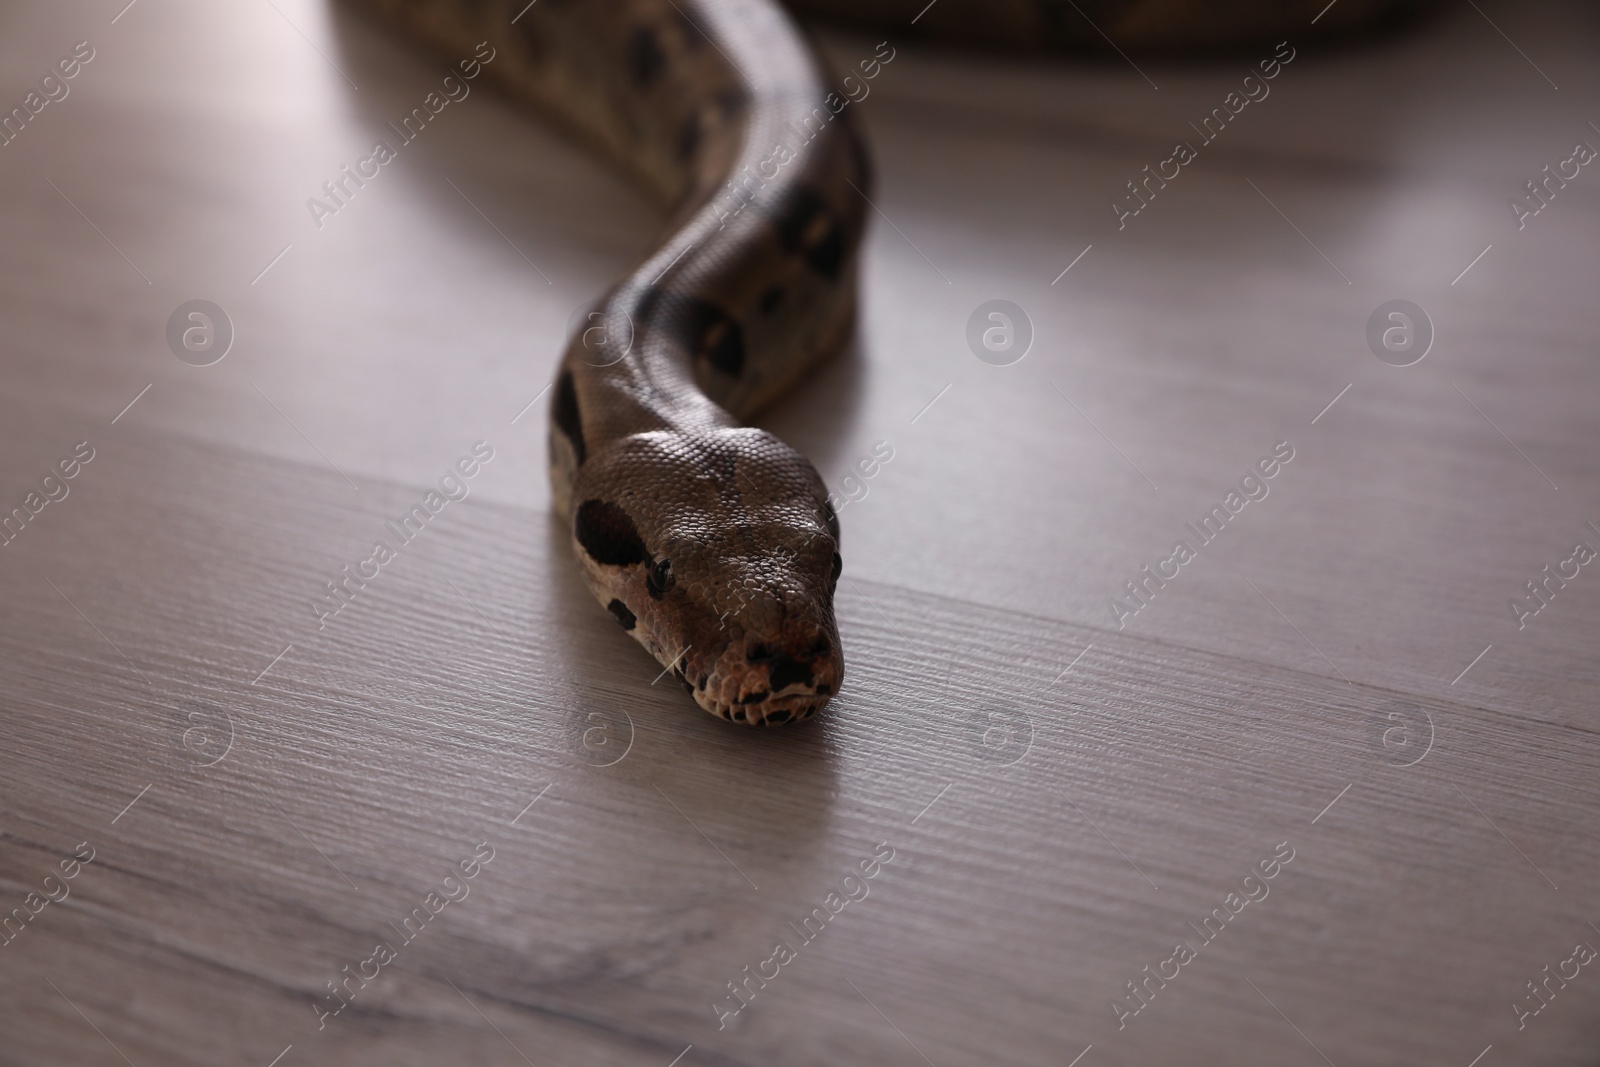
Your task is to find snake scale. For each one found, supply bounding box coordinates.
[343,0,1428,725]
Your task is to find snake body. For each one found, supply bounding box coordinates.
[344,0,1429,726]
[349,0,865,725]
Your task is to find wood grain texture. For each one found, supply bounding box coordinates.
[1,1,1597,1065]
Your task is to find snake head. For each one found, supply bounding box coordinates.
[570,427,843,726]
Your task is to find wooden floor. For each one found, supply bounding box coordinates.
[2,1,1598,1064]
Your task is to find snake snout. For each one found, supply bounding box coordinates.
[704,628,842,727]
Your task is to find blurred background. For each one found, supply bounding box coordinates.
[0,1,1597,1064]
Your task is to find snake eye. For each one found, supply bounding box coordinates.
[830,552,842,587]
[647,557,674,599]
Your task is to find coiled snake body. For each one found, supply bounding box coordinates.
[345,0,1425,726]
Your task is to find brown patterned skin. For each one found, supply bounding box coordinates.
[345,0,864,724]
[342,0,1430,725]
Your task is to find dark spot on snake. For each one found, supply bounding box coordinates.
[552,369,585,464]
[575,499,648,566]
[748,643,771,662]
[759,284,784,315]
[767,653,814,692]
[682,297,745,377]
[765,709,792,725]
[680,678,695,695]
[606,599,636,630]
[811,635,831,656]
[647,558,674,600]
[774,187,845,281]
[632,284,664,323]
[628,26,666,86]
[736,690,770,704]
[730,708,746,722]
[815,683,831,696]
[774,188,824,250]
[806,225,845,279]
[675,111,702,161]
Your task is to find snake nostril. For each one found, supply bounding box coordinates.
[767,653,812,692]
[810,635,830,656]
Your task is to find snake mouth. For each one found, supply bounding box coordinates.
[689,630,843,726]
[714,689,829,726]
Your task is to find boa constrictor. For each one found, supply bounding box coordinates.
[343,0,1426,725]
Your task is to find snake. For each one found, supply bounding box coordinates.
[342,0,1428,726]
